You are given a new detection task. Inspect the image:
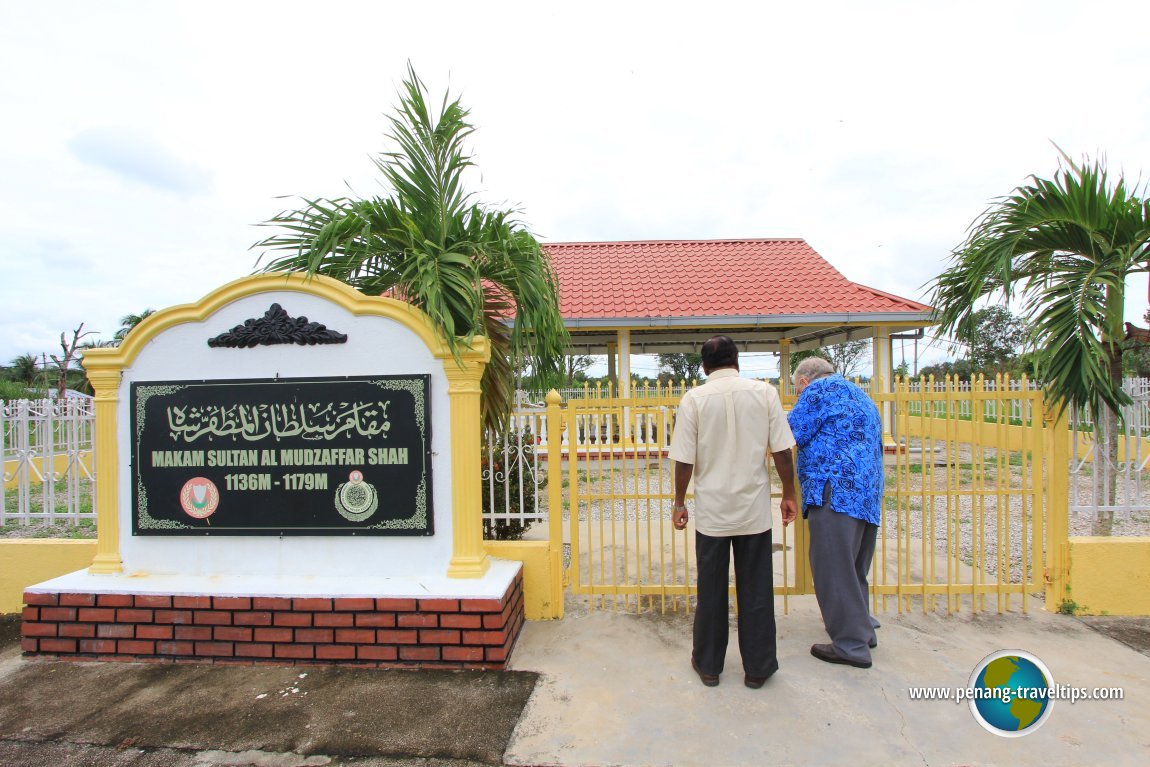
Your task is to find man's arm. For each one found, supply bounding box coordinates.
[673,460,693,530]
[771,449,798,526]
[787,396,815,449]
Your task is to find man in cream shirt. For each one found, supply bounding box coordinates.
[669,335,797,689]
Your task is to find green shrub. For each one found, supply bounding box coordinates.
[0,381,47,401]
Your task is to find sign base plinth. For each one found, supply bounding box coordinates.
[21,561,524,669]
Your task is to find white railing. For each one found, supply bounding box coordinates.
[1,397,96,526]
[1069,378,1150,522]
[482,409,547,535]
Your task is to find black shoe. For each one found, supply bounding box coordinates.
[810,643,872,669]
[692,657,719,687]
[744,660,779,689]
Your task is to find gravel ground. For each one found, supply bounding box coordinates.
[0,521,96,539]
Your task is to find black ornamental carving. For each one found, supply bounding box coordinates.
[207,304,347,348]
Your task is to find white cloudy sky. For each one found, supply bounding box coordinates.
[2,0,1149,379]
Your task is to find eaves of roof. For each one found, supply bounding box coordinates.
[541,239,935,323]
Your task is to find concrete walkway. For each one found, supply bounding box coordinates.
[1,599,1148,766]
[506,596,1150,767]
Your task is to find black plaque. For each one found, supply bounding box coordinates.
[130,375,432,536]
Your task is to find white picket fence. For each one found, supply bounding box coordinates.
[1069,378,1150,520]
[1,397,97,526]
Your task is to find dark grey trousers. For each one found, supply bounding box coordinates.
[693,528,778,678]
[807,489,879,664]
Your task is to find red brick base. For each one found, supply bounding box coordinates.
[21,570,524,670]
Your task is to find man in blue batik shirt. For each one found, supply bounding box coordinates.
[788,356,884,669]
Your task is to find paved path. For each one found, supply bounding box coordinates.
[506,596,1150,767]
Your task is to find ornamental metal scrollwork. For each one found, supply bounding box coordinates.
[207,304,347,348]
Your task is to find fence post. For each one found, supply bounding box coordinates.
[545,390,565,619]
[1043,401,1071,612]
[791,461,812,595]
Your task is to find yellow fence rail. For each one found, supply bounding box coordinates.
[876,375,1048,615]
[547,374,1064,615]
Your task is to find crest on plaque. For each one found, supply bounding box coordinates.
[179,477,219,519]
[335,470,380,522]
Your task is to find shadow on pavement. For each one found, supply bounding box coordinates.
[1079,616,1150,657]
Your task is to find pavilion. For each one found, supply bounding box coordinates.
[542,238,935,400]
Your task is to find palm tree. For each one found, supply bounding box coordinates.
[7,353,39,385]
[114,309,155,344]
[253,66,567,432]
[930,150,1150,534]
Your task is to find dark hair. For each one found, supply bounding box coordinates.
[701,335,738,371]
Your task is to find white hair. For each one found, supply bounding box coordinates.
[792,356,835,390]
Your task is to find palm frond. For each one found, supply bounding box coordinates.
[929,152,1150,417]
[251,64,567,431]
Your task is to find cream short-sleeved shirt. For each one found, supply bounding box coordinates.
[668,368,796,537]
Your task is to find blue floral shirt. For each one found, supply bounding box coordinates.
[787,374,883,525]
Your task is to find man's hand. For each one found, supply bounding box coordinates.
[780,496,798,527]
[673,461,693,531]
[770,448,799,527]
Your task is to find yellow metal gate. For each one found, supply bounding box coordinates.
[544,376,1066,615]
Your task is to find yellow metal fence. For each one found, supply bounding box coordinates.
[545,375,1065,615]
[877,376,1050,615]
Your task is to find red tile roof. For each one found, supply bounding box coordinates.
[542,239,932,322]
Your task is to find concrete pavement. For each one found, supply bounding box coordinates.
[2,598,1149,766]
[505,597,1150,767]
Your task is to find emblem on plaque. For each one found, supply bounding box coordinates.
[334,470,379,522]
[179,477,220,520]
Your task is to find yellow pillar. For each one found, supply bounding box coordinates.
[606,342,617,394]
[872,325,895,447]
[445,352,491,579]
[617,329,631,398]
[778,339,792,397]
[86,366,123,574]
[545,390,566,618]
[618,329,631,444]
[1044,403,1071,612]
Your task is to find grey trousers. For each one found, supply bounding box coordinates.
[807,488,878,664]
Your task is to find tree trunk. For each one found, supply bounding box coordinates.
[1092,343,1124,536]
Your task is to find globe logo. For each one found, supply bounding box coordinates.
[968,650,1054,737]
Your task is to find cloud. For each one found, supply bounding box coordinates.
[68,127,212,196]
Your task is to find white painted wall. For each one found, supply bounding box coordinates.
[115,291,455,578]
